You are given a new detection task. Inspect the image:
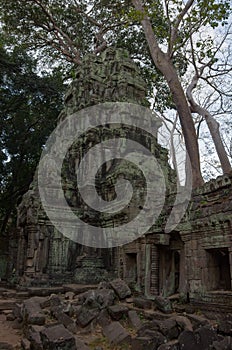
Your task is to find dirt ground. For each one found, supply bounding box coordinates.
[0,314,22,349]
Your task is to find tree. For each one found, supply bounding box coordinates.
[185,20,232,171]
[0,0,230,187]
[0,40,65,234]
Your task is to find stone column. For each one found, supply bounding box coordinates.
[150,245,159,295]
[25,225,39,276]
[144,244,151,297]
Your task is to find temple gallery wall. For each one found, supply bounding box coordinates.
[3,48,231,314]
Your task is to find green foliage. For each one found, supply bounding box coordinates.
[0,38,65,233]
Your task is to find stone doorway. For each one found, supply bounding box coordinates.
[159,232,183,297]
[206,248,231,291]
[125,253,137,285]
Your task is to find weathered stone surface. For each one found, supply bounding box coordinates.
[186,314,209,330]
[157,340,180,350]
[22,298,45,325]
[75,289,115,309]
[76,306,99,327]
[13,303,23,320]
[21,338,31,350]
[128,310,142,330]
[40,324,76,350]
[65,292,75,300]
[179,326,219,350]
[27,325,43,350]
[173,316,193,332]
[52,307,77,333]
[218,314,232,335]
[211,336,232,350]
[108,304,128,320]
[138,318,180,342]
[194,325,219,349]
[159,319,179,340]
[133,297,153,309]
[137,325,166,346]
[48,294,62,307]
[96,309,111,327]
[154,296,172,314]
[75,337,91,350]
[103,321,131,345]
[178,330,198,350]
[131,336,156,350]
[110,279,131,299]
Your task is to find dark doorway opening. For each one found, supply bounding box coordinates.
[125,253,137,284]
[206,248,231,291]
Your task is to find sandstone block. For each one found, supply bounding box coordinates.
[23,298,45,325]
[131,336,156,350]
[128,310,142,330]
[103,321,131,345]
[40,324,76,350]
[110,279,131,299]
[108,304,128,320]
[154,296,172,313]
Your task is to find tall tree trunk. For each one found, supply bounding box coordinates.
[187,72,231,174]
[205,115,231,174]
[132,0,203,188]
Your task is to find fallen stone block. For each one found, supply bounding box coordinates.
[131,336,156,350]
[103,321,131,345]
[173,315,193,332]
[98,281,111,289]
[137,327,166,347]
[128,310,142,330]
[211,336,232,350]
[159,318,179,340]
[21,338,31,350]
[75,337,91,350]
[186,313,209,330]
[27,325,43,350]
[48,294,62,307]
[40,324,76,350]
[13,303,23,321]
[11,318,23,330]
[108,304,128,320]
[178,330,198,350]
[218,314,232,335]
[76,306,99,327]
[22,298,45,325]
[110,279,131,299]
[154,296,172,313]
[194,325,219,349]
[97,309,111,327]
[133,297,153,309]
[52,308,77,333]
[74,289,115,309]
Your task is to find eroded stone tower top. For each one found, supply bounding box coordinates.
[60,47,148,119]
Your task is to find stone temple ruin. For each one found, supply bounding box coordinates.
[15,47,232,318]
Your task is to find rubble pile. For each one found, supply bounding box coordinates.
[0,279,231,349]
